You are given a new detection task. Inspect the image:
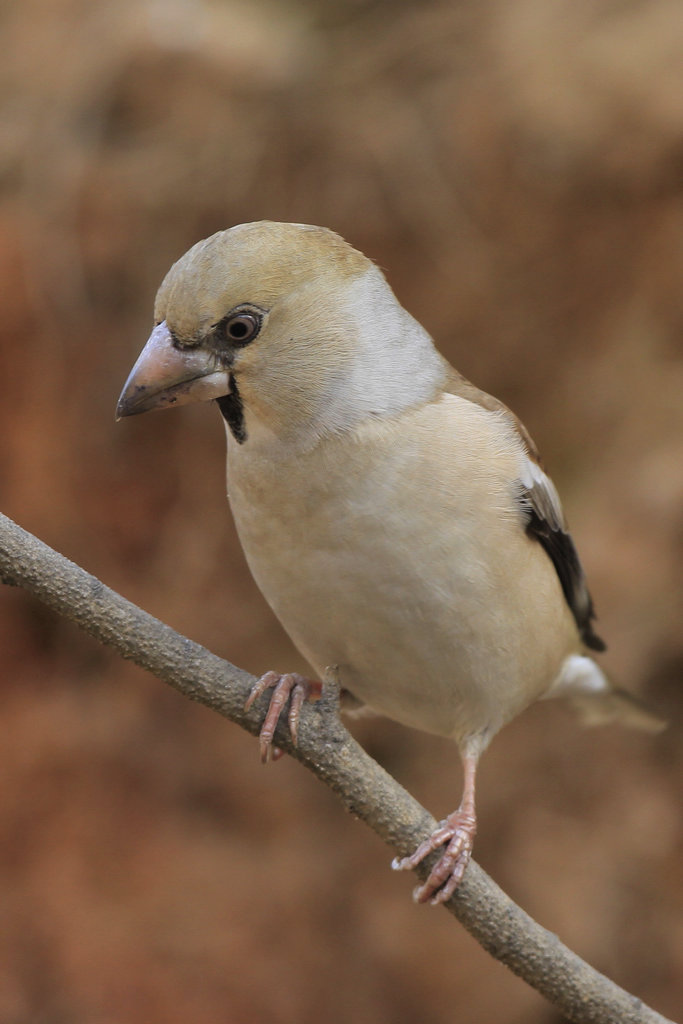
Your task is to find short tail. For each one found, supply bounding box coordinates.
[551,654,666,733]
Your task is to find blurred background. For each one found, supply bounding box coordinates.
[1,1,682,1021]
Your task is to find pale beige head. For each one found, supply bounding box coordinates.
[117,221,444,446]
[155,221,368,341]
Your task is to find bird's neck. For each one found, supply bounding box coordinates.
[232,267,448,454]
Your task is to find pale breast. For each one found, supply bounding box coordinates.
[226,395,579,747]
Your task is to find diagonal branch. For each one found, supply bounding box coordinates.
[0,512,674,1024]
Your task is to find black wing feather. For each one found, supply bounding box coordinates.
[523,504,606,652]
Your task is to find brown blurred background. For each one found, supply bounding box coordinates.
[1,1,682,1021]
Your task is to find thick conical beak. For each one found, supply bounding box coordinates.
[116,321,230,419]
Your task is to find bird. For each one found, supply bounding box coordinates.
[117,221,662,904]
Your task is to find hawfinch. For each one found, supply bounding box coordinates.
[117,222,661,904]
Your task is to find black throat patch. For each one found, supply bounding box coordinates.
[216,376,247,443]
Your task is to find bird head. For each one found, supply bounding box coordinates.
[117,221,443,447]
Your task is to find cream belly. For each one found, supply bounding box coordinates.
[226,399,579,748]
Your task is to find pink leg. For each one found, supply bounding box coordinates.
[244,671,322,763]
[392,753,478,904]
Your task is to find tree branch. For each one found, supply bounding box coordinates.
[0,512,674,1024]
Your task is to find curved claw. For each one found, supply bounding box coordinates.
[392,809,477,904]
[392,752,479,905]
[245,671,322,763]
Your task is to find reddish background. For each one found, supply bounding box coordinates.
[1,2,681,1022]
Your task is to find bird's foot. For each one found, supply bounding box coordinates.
[245,671,322,763]
[392,808,477,905]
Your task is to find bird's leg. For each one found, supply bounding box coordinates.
[244,671,322,763]
[392,753,478,905]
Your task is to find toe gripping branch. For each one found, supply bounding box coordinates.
[245,671,322,762]
[246,671,478,905]
[392,752,479,904]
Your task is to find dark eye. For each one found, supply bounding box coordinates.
[224,312,260,345]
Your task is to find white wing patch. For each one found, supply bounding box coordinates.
[517,454,566,532]
[514,448,606,652]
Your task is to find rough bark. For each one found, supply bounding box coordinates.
[0,512,675,1024]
